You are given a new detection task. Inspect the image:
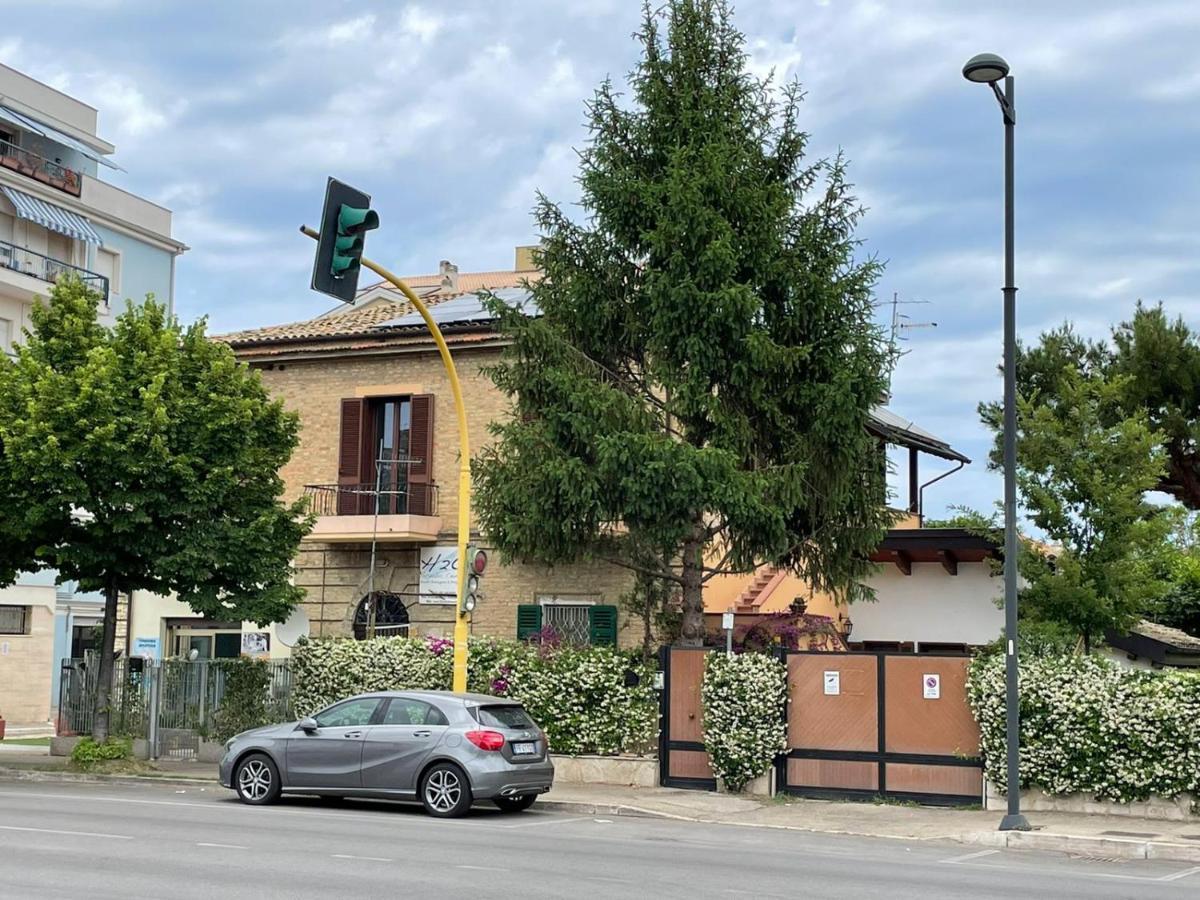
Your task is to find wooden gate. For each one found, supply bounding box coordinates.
[658,646,716,790]
[778,651,983,805]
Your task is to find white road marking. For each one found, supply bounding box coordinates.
[332,854,390,862]
[0,825,131,840]
[1158,866,1200,882]
[941,849,1001,864]
[456,864,509,872]
[197,842,248,850]
[502,815,591,829]
[947,858,1186,883]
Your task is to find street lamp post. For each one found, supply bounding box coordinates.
[963,52,1031,833]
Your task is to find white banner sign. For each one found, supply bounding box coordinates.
[419,545,459,604]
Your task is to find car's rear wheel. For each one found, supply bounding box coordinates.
[494,794,537,813]
[420,762,471,818]
[234,753,281,806]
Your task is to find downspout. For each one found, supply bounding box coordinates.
[167,251,177,318]
[917,460,966,523]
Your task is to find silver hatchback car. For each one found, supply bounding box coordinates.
[218,690,554,817]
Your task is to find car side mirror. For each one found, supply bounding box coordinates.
[299,717,319,734]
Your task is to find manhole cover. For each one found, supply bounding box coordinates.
[1098,830,1160,839]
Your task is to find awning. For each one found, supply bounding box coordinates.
[0,104,121,171]
[0,186,104,245]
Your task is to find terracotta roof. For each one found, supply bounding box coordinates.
[215,267,541,348]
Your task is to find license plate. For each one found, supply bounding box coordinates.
[512,742,536,755]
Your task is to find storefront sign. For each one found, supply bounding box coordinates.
[241,632,270,656]
[419,545,459,605]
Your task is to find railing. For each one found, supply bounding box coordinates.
[0,238,108,296]
[304,481,439,517]
[0,137,82,197]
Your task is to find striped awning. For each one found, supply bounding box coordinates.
[0,186,103,245]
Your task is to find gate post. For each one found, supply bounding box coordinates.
[657,645,669,788]
[147,662,161,761]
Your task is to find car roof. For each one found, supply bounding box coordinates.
[359,690,519,707]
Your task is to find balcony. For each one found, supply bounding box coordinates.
[0,138,82,197]
[0,239,108,298]
[302,482,441,544]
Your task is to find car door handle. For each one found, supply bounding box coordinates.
[344,731,363,739]
[413,730,432,738]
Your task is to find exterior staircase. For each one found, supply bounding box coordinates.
[733,566,786,613]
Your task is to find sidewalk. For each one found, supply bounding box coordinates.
[2,751,1198,864]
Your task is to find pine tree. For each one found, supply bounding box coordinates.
[475,0,893,645]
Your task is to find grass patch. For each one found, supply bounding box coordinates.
[0,737,52,746]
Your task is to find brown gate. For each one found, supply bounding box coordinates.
[778,651,982,805]
[658,646,716,790]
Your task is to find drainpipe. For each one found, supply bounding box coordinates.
[917,460,966,523]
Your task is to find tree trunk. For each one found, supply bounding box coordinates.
[678,531,705,647]
[91,577,119,743]
[1082,631,1091,656]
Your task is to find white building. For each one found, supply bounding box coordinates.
[0,62,186,728]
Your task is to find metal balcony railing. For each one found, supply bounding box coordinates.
[0,238,109,297]
[0,137,83,197]
[304,481,439,517]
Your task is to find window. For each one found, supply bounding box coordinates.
[517,598,618,646]
[315,697,381,728]
[473,705,536,729]
[352,591,410,641]
[0,605,29,635]
[381,698,448,726]
[94,247,119,296]
[371,396,411,514]
[337,395,435,515]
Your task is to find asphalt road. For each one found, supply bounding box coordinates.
[0,781,1198,899]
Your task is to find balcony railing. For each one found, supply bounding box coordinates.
[304,482,439,518]
[0,238,109,297]
[0,138,82,197]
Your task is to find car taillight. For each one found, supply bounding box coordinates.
[465,730,506,752]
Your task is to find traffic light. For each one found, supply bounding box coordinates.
[459,545,488,616]
[310,177,379,303]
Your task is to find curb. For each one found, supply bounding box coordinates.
[0,766,219,789]
[999,829,1200,864]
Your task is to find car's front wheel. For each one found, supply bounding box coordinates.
[234,753,281,806]
[494,794,537,813]
[420,762,472,818]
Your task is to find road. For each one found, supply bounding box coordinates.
[0,781,1198,899]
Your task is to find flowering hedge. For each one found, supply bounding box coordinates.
[968,653,1200,803]
[701,652,787,792]
[291,636,657,756]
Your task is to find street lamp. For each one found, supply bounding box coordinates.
[963,52,1030,832]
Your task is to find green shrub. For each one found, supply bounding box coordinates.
[210,659,276,743]
[291,635,657,756]
[701,652,787,792]
[968,653,1200,803]
[70,736,132,769]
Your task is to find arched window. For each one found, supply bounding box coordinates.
[352,591,411,640]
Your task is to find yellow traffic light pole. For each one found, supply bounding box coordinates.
[302,225,472,692]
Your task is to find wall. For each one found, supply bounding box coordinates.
[0,587,55,724]
[127,591,294,661]
[258,345,641,648]
[848,562,1003,647]
[90,223,174,312]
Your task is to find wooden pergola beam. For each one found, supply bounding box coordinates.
[938,549,958,576]
[893,549,912,576]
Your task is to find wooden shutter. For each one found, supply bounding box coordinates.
[408,394,435,515]
[338,398,366,514]
[516,604,543,641]
[588,605,619,647]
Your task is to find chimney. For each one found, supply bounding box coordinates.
[439,259,458,293]
[514,244,539,272]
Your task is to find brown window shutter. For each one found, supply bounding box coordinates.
[409,395,435,516]
[338,399,365,481]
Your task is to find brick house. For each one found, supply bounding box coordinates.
[217,248,969,652]
[217,249,635,648]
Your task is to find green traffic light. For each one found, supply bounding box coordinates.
[338,204,379,235]
[331,253,357,274]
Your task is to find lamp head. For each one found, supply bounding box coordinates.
[962,53,1010,84]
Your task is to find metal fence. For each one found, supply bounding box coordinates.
[58,658,293,759]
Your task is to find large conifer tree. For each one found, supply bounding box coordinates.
[476,0,893,644]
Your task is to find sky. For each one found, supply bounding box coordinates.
[3,0,1200,520]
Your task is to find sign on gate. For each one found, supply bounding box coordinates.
[823,671,840,695]
[923,673,941,700]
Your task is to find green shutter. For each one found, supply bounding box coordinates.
[516,604,543,641]
[588,605,618,647]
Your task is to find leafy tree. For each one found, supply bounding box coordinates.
[475,0,893,644]
[0,279,310,741]
[1001,367,1170,649]
[986,303,1200,507]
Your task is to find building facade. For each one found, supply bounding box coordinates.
[0,63,186,726]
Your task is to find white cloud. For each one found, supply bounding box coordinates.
[400,6,443,44]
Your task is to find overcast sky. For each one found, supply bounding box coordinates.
[3,0,1199,519]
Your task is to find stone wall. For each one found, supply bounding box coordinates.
[985,782,1200,821]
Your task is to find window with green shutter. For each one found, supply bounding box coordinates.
[516,604,543,641]
[588,605,618,647]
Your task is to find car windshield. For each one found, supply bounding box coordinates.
[474,705,536,729]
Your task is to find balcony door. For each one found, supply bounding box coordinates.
[371,397,411,514]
